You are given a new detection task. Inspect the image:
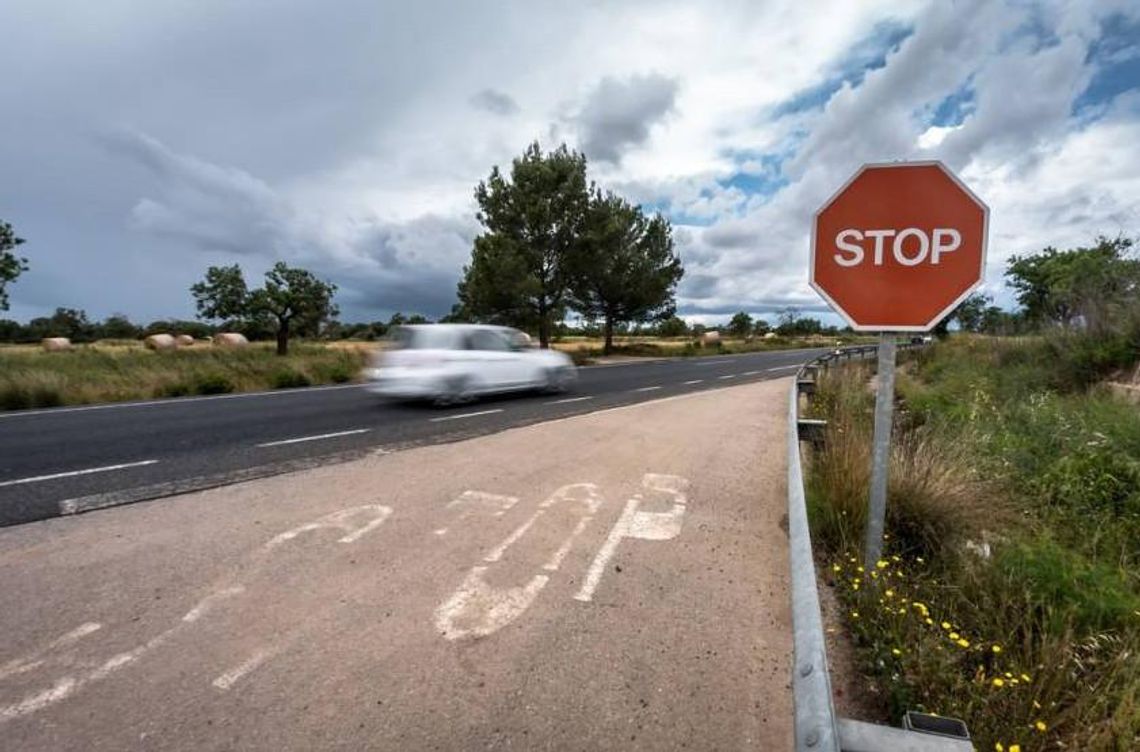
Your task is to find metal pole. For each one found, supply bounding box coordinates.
[864,333,896,569]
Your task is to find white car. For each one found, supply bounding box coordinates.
[364,324,577,404]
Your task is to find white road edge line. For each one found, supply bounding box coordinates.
[633,386,662,392]
[0,460,159,489]
[256,428,370,448]
[682,379,703,385]
[766,364,801,372]
[694,359,732,366]
[545,395,594,405]
[742,370,761,376]
[429,409,504,423]
[718,374,737,380]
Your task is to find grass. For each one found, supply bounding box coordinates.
[807,336,1140,751]
[553,334,873,364]
[0,341,368,409]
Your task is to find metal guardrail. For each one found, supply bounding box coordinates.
[787,343,972,752]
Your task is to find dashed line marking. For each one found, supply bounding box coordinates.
[682,379,703,385]
[429,409,504,423]
[742,370,761,376]
[766,365,801,372]
[0,460,159,488]
[634,386,662,392]
[256,428,369,448]
[545,396,593,405]
[718,374,737,380]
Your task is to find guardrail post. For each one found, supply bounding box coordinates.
[864,335,896,570]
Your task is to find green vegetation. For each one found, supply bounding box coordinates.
[0,219,28,312]
[0,343,365,409]
[807,337,1140,751]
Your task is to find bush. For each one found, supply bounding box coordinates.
[271,369,312,389]
[195,373,235,395]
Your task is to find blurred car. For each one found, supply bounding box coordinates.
[363,324,577,404]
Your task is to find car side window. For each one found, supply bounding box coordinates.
[470,330,510,352]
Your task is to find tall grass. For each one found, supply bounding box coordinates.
[0,342,368,409]
[808,337,1140,751]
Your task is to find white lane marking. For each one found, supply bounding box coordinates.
[544,516,591,572]
[256,428,369,448]
[0,383,365,419]
[429,409,503,423]
[634,386,662,392]
[264,505,393,549]
[575,474,689,602]
[742,370,761,376]
[434,566,550,641]
[718,374,737,380]
[0,460,158,489]
[682,379,703,385]
[545,395,593,405]
[212,646,282,691]
[182,586,246,623]
[0,623,103,682]
[695,359,732,366]
[766,364,800,372]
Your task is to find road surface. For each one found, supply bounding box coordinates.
[0,378,793,750]
[0,348,827,526]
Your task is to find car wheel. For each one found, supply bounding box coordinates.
[543,366,574,394]
[434,375,474,407]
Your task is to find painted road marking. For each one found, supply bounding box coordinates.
[436,483,602,640]
[695,359,732,366]
[766,364,800,372]
[212,646,283,691]
[742,370,761,376]
[436,490,518,536]
[683,379,703,385]
[264,505,393,549]
[634,386,662,392]
[545,395,594,405]
[0,460,158,489]
[429,409,503,423]
[256,428,370,448]
[718,374,737,380]
[575,474,689,602]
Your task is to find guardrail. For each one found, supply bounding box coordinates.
[788,342,972,752]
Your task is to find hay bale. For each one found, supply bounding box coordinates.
[145,333,177,351]
[174,334,195,347]
[763,332,778,340]
[41,337,73,352]
[214,332,249,348]
[700,331,721,346]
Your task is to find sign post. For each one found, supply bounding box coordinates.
[809,161,988,569]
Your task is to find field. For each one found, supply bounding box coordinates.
[0,340,372,409]
[806,336,1140,751]
[551,333,872,362]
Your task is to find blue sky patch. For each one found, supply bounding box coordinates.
[929,79,976,127]
[1073,13,1140,114]
[773,20,914,117]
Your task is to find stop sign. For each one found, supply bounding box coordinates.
[810,161,988,331]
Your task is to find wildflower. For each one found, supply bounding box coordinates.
[852,582,860,591]
[832,564,842,573]
[857,566,866,573]
[957,639,970,648]
[876,560,888,569]
[1004,672,1013,679]
[1032,701,1041,710]
[941,621,952,630]
[1010,745,1021,752]
[995,743,1004,751]
[991,644,1002,654]
[891,555,900,562]
[916,556,925,563]
[949,632,960,641]
[850,611,860,619]
[1034,720,1046,732]
[992,678,1005,688]
[885,589,895,598]
[925,618,934,625]
[892,648,902,656]
[1020,674,1031,683]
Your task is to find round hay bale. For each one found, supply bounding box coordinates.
[145,333,177,351]
[41,337,73,352]
[700,331,721,346]
[174,334,195,347]
[214,332,249,348]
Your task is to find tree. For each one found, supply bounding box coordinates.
[0,220,28,312]
[776,306,801,336]
[458,142,591,348]
[191,264,250,322]
[952,292,992,333]
[191,263,338,355]
[98,314,142,340]
[727,311,752,338]
[657,316,688,337]
[567,191,683,354]
[251,262,339,355]
[753,319,771,336]
[36,307,95,342]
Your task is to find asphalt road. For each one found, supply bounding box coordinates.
[0,348,828,526]
[0,378,794,750]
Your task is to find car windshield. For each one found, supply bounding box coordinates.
[390,327,462,350]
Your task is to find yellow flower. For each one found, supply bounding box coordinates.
[891,555,900,562]
[995,743,1004,752]
[857,566,866,573]
[925,618,934,625]
[1034,720,1047,732]
[1004,672,1013,679]
[1032,700,1041,710]
[957,639,970,648]
[885,589,895,598]
[850,611,860,619]
[876,560,888,569]
[949,632,960,641]
[916,556,925,563]
[892,648,902,656]
[991,644,1002,654]
[941,621,952,630]
[832,564,842,573]
[992,678,1005,688]
[1010,745,1021,752]
[1021,674,1031,683]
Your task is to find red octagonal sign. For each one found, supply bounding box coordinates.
[810,161,989,331]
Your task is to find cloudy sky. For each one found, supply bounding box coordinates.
[2,0,1138,326]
